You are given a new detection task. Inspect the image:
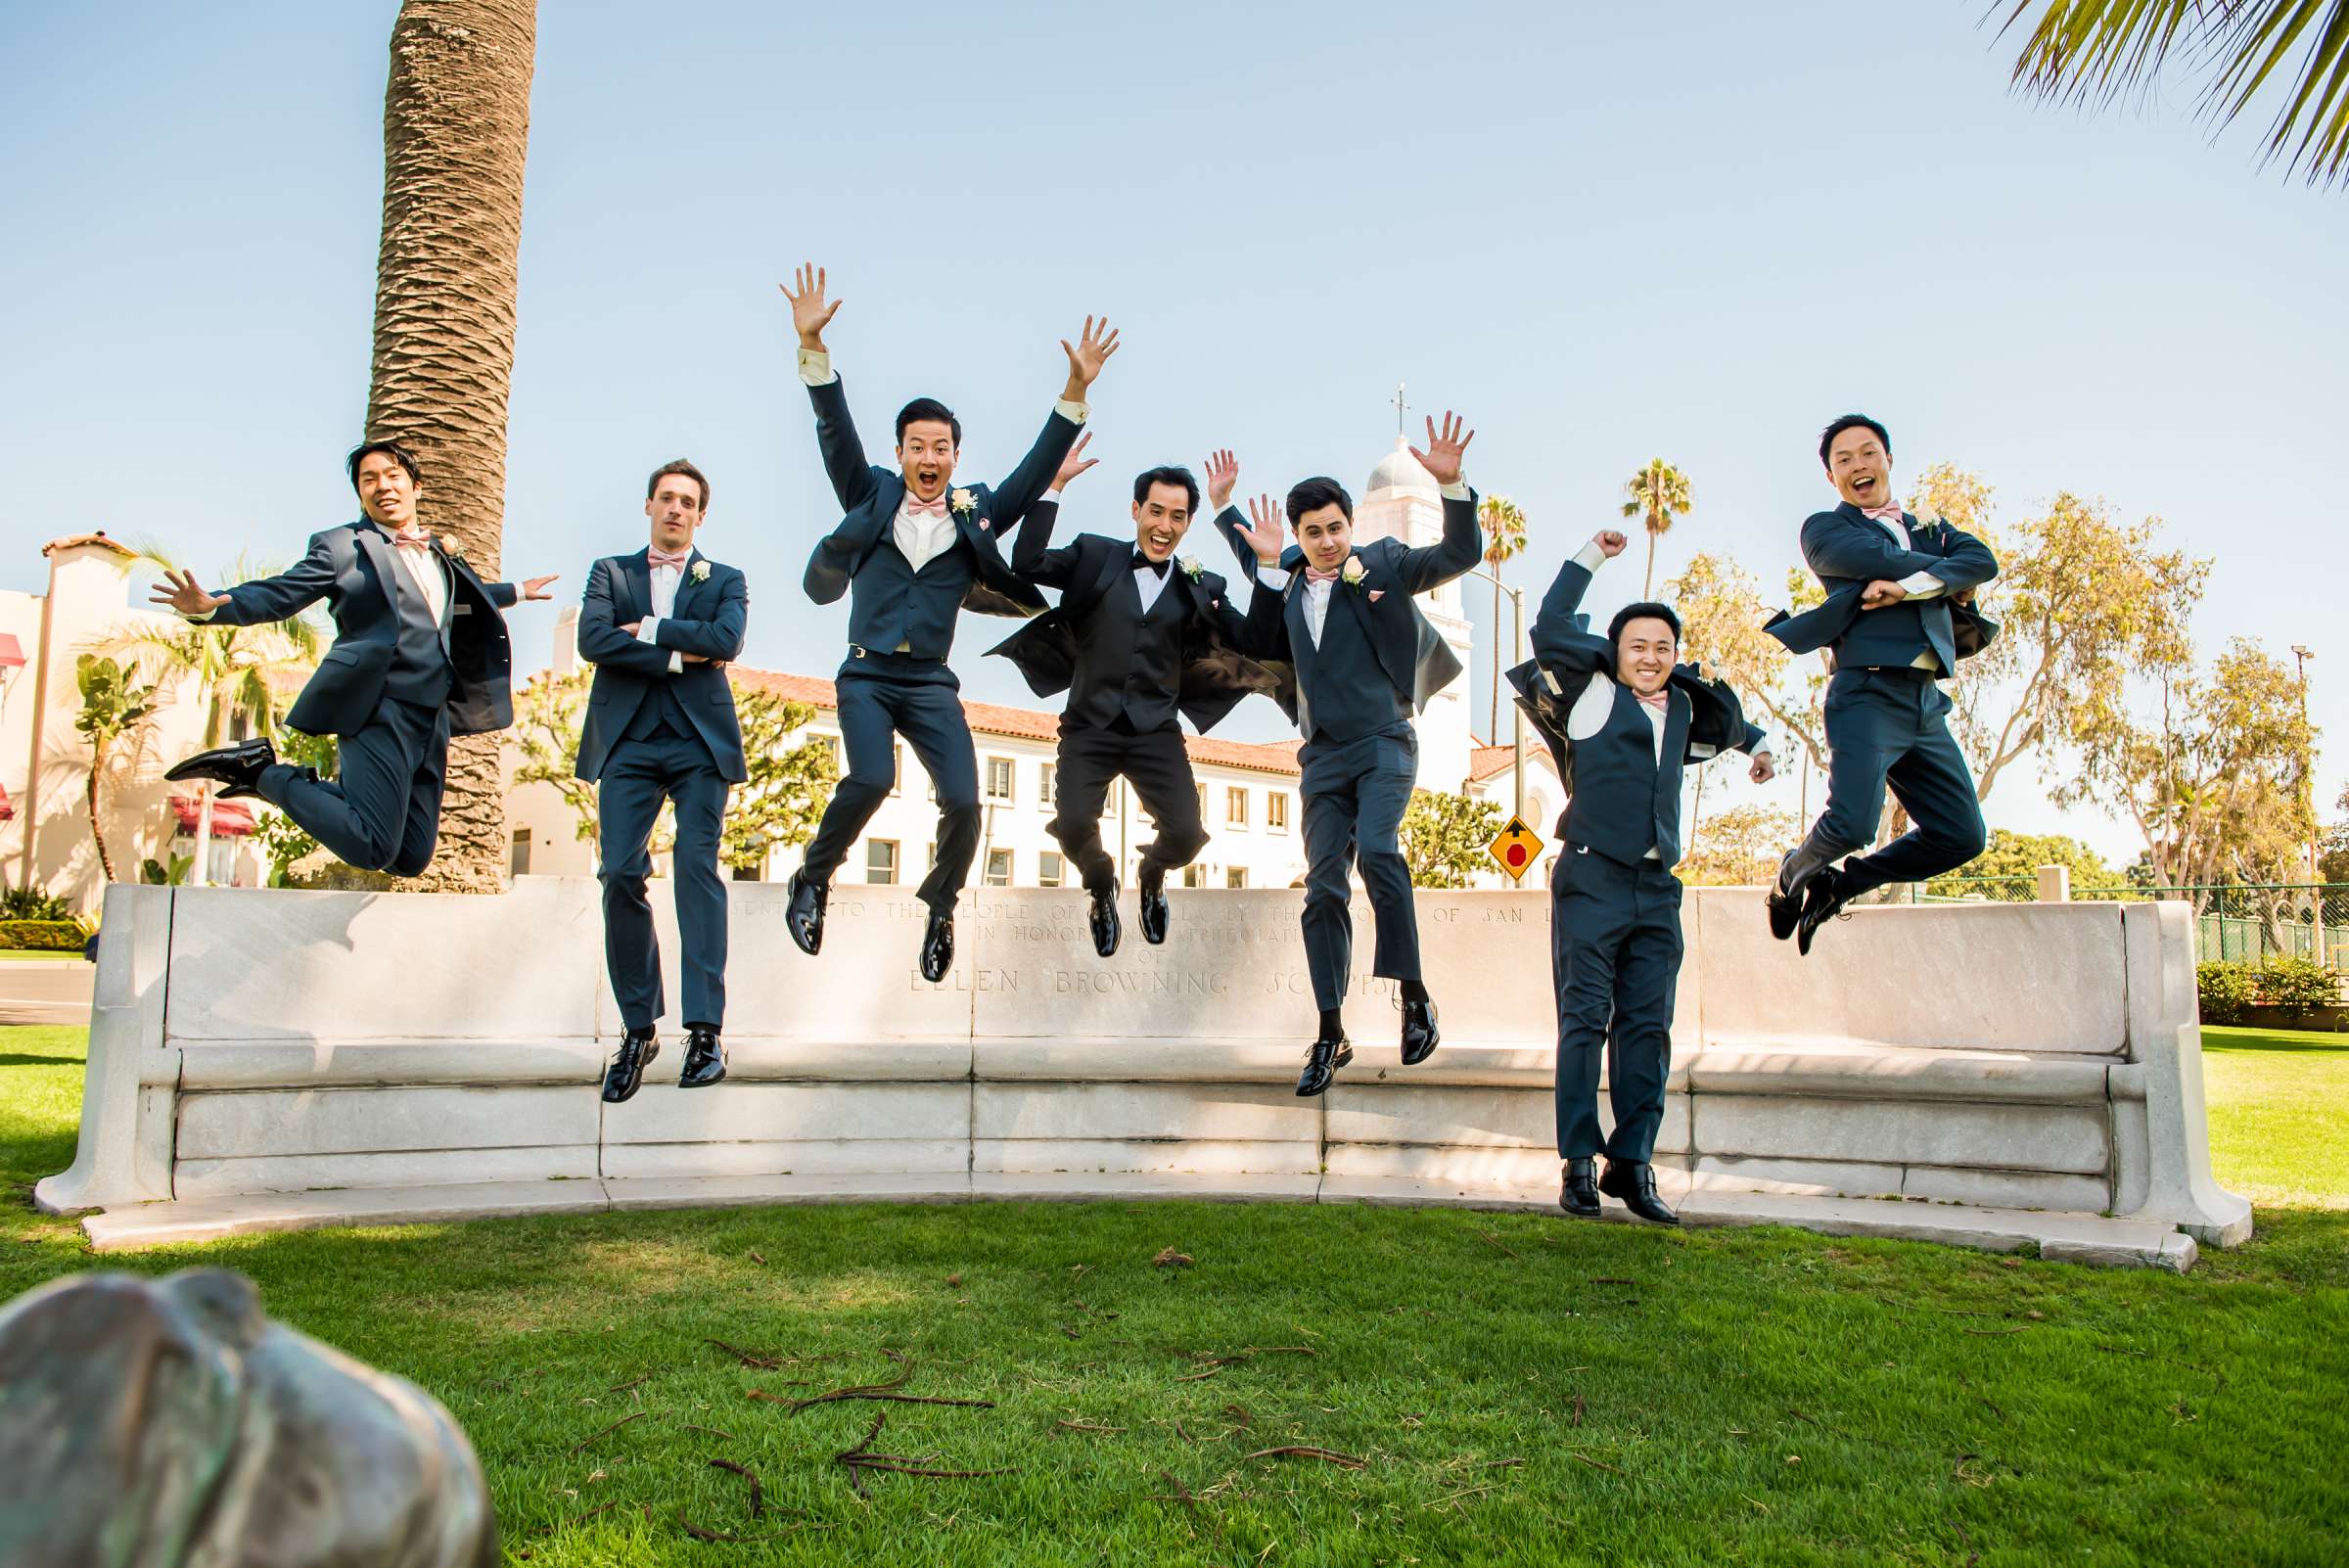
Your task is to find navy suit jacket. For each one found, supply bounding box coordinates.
[208,522,519,737]
[801,374,1058,621]
[1767,505,2000,674]
[1212,490,1484,726]
[573,550,750,783]
[1509,554,1766,795]
[988,501,1283,734]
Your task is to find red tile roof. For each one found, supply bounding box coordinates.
[732,667,1303,777]
[42,532,138,560]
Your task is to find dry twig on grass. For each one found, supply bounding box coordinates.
[1241,1446,1365,1468]
[1571,1452,1626,1476]
[769,1352,994,1414]
[832,1409,1020,1498]
[707,1457,764,1518]
[567,1411,648,1454]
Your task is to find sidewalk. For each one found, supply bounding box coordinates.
[0,958,94,1026]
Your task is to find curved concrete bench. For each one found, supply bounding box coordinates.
[36,881,2246,1271]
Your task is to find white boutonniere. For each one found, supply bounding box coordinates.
[1339,555,1366,590]
[690,560,712,582]
[949,487,976,518]
[438,534,463,558]
[1178,554,1204,581]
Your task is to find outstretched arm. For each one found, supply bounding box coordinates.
[1393,412,1483,592]
[1011,433,1096,585]
[783,262,876,513]
[990,315,1118,525]
[153,534,340,627]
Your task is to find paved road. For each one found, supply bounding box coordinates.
[0,960,94,1026]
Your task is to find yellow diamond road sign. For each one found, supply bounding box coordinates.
[1487,815,1544,883]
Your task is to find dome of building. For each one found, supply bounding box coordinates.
[1364,436,1439,497]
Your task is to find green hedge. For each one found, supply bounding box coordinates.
[2197,961,2257,1026]
[0,919,89,951]
[2198,956,2343,1024]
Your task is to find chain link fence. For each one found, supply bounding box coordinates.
[1902,879,2349,971]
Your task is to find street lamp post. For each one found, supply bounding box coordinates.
[1466,567,1528,822]
[2292,645,2324,965]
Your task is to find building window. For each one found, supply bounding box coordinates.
[1196,783,1208,820]
[1183,864,1206,888]
[1040,762,1058,809]
[1038,851,1064,888]
[1226,867,1249,889]
[508,829,531,876]
[985,849,1013,887]
[731,861,763,882]
[1267,793,1290,832]
[1226,787,1250,829]
[986,757,1015,803]
[865,840,898,885]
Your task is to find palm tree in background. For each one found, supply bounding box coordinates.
[101,554,323,888]
[1622,459,1692,599]
[1996,1,2349,189]
[1478,494,1529,744]
[366,0,538,892]
[72,656,160,886]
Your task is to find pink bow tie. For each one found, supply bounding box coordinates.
[1636,690,1671,714]
[903,496,949,520]
[647,547,691,569]
[1860,502,1906,526]
[1305,565,1343,583]
[391,528,433,553]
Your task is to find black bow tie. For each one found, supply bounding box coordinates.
[1131,551,1171,578]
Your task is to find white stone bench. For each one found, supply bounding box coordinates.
[35,880,2246,1271]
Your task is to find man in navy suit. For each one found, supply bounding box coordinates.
[777,264,1117,983]
[574,459,750,1104]
[990,444,1274,955]
[1764,414,1999,952]
[154,439,557,876]
[1213,416,1484,1097]
[1512,529,1773,1224]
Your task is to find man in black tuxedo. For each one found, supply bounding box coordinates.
[1764,414,1999,953]
[1212,416,1483,1097]
[1511,530,1773,1224]
[990,443,1272,955]
[777,264,1117,983]
[574,459,750,1104]
[155,440,556,876]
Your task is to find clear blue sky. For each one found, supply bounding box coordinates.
[4,1,2341,866]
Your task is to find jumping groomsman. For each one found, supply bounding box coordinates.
[1763,414,1998,953]
[574,460,749,1104]
[990,443,1273,955]
[1511,530,1773,1224]
[154,439,557,876]
[777,264,1117,983]
[1213,417,1484,1097]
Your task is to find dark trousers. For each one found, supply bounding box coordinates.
[1298,725,1420,1012]
[1048,716,1208,895]
[1782,667,1987,899]
[597,721,731,1033]
[799,665,979,913]
[259,697,448,877]
[1552,850,1682,1164]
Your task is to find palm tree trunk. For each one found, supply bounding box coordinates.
[368,0,537,894]
[86,747,115,885]
[1489,574,1502,744]
[1642,527,1658,598]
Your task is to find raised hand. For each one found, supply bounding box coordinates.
[1408,410,1474,486]
[1051,431,1097,493]
[1059,314,1121,392]
[1749,750,1777,785]
[521,574,560,602]
[1590,530,1629,559]
[1204,448,1239,512]
[149,567,227,619]
[1234,494,1287,566]
[781,262,842,349]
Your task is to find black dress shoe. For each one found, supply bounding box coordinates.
[1766,857,1807,942]
[920,908,954,984]
[1295,1034,1353,1098]
[1138,876,1170,945]
[601,1031,660,1104]
[1400,997,1440,1066]
[1088,886,1121,958]
[1559,1157,1601,1218]
[163,738,276,800]
[785,870,827,956]
[1597,1159,1680,1225]
[1795,866,1852,957]
[678,1027,726,1088]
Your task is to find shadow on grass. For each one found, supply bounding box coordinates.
[2200,1028,2349,1055]
[0,1052,85,1069]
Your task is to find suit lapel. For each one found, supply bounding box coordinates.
[668,551,710,619]
[353,523,402,612]
[621,548,655,623]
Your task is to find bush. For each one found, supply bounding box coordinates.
[2197,960,2255,1026]
[2254,956,2343,1016]
[0,919,89,951]
[1,886,74,922]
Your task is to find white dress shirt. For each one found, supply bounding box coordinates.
[1133,556,1173,613]
[1863,509,1950,672]
[634,557,686,673]
[1255,478,1473,649]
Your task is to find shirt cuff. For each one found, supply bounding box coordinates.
[185,605,219,623]
[1572,539,1608,573]
[1750,735,1773,758]
[1055,397,1088,425]
[1256,566,1292,590]
[1897,571,1946,599]
[1441,478,1471,502]
[636,616,662,645]
[796,347,835,387]
[668,650,683,674]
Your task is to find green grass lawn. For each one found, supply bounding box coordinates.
[2199,1026,2349,1211]
[0,947,86,961]
[3,1028,2343,1567]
